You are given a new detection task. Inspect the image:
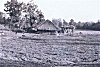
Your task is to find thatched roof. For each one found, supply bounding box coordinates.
[33,20,59,31]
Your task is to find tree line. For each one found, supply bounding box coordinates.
[76,20,100,31]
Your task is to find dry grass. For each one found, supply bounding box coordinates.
[0,25,100,66]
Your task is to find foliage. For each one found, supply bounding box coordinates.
[22,1,44,27]
[4,0,23,28]
[4,0,45,31]
[76,20,100,31]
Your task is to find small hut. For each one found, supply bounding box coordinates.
[33,20,59,35]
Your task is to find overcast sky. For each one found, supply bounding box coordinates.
[0,0,100,22]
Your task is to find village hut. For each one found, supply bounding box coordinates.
[33,20,59,35]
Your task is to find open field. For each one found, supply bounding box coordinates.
[0,25,100,67]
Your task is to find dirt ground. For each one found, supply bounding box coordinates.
[0,25,100,67]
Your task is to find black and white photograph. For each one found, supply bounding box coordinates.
[0,0,100,67]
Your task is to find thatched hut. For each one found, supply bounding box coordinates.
[33,20,59,35]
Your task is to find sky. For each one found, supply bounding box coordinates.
[0,0,100,22]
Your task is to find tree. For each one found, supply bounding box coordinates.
[4,0,23,29]
[69,19,76,26]
[69,19,74,25]
[52,18,62,28]
[36,10,44,22]
[22,1,44,27]
[63,19,68,27]
[97,20,100,24]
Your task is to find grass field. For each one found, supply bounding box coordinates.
[0,25,100,67]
